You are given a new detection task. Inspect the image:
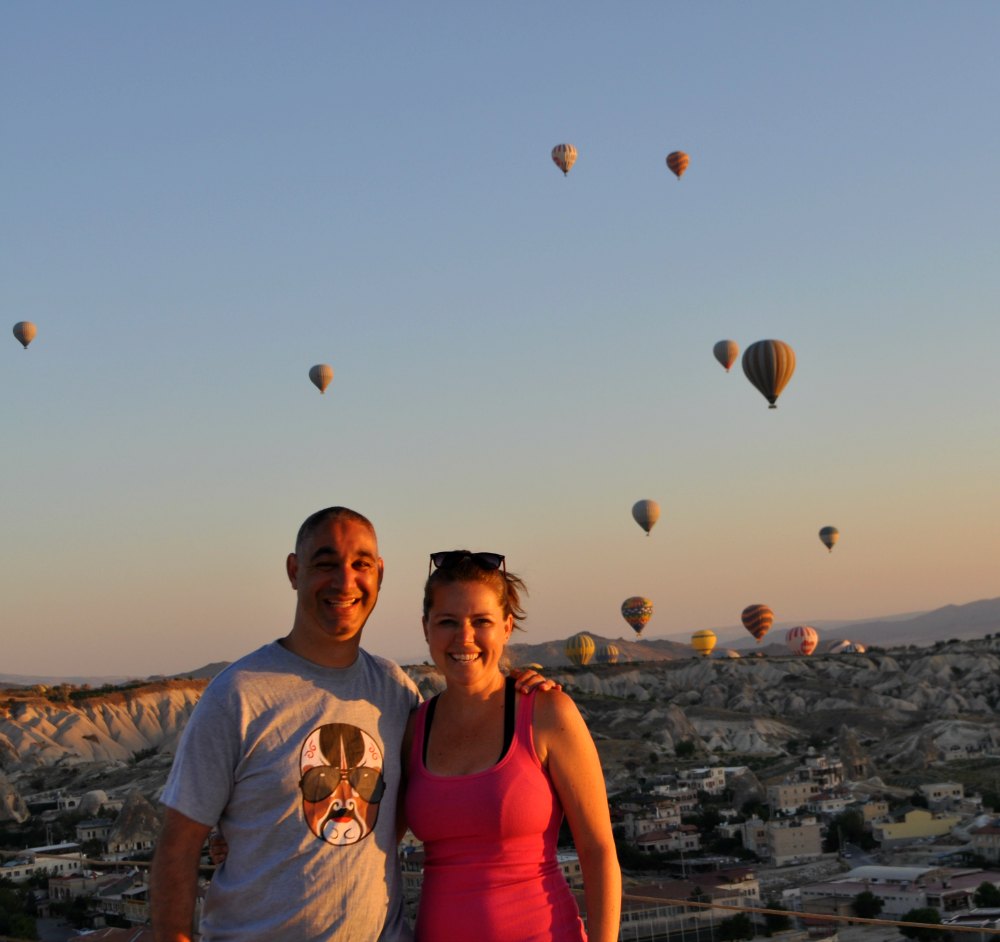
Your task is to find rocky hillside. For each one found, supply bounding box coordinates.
[4,638,1000,815]
[0,681,204,769]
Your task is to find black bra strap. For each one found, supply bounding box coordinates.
[422,694,439,766]
[500,675,516,762]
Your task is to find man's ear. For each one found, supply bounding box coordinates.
[286,552,298,589]
[377,557,384,588]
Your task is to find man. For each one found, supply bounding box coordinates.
[151,507,418,941]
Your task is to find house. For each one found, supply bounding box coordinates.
[768,817,823,866]
[918,782,964,809]
[768,781,820,815]
[637,825,702,855]
[0,843,85,883]
[972,820,1000,863]
[620,797,684,840]
[77,817,114,844]
[800,866,1000,918]
[874,808,961,846]
[678,767,727,796]
[805,791,850,818]
[800,865,935,918]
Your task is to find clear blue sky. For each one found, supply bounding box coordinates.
[3,1,998,677]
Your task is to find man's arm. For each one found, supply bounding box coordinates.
[151,807,213,942]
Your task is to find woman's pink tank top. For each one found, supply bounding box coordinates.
[405,688,587,942]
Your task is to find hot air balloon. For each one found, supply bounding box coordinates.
[786,625,818,656]
[621,597,653,636]
[309,364,333,394]
[565,632,595,667]
[551,144,577,176]
[713,340,739,373]
[830,639,866,655]
[819,526,839,553]
[742,339,795,409]
[691,629,717,658]
[13,322,37,349]
[631,499,660,536]
[666,151,690,179]
[741,604,773,644]
[596,642,620,665]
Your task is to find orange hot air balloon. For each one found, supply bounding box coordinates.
[713,340,739,372]
[551,144,577,176]
[819,526,839,553]
[13,321,37,349]
[741,604,773,644]
[631,499,660,536]
[666,151,690,179]
[309,364,333,394]
[741,339,796,409]
[786,625,819,656]
[691,629,717,658]
[621,597,654,636]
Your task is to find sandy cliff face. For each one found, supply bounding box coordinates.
[0,681,205,774]
[3,637,1000,813]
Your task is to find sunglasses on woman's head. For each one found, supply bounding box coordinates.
[428,551,506,576]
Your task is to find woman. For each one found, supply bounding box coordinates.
[404,550,621,942]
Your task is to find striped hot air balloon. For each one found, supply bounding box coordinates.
[713,340,739,372]
[596,642,621,665]
[551,144,577,176]
[564,632,595,667]
[309,364,334,394]
[621,597,653,636]
[786,625,819,656]
[741,604,773,644]
[691,629,717,658]
[742,339,796,409]
[666,151,690,179]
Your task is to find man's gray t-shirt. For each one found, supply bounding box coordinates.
[161,641,419,941]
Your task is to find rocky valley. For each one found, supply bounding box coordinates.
[4,635,1000,819]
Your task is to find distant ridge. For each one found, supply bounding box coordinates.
[154,662,231,682]
[2,596,997,685]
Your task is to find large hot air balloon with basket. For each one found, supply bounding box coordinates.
[621,597,653,636]
[551,144,577,176]
[596,642,621,665]
[565,632,595,667]
[786,625,819,656]
[691,629,717,658]
[666,151,690,179]
[819,526,839,553]
[13,322,37,349]
[742,339,796,409]
[741,604,773,644]
[309,364,334,394]
[713,340,739,372]
[631,499,660,536]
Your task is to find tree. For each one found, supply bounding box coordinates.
[974,882,1000,908]
[898,907,948,942]
[675,739,697,759]
[823,809,869,852]
[718,913,754,941]
[853,891,885,919]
